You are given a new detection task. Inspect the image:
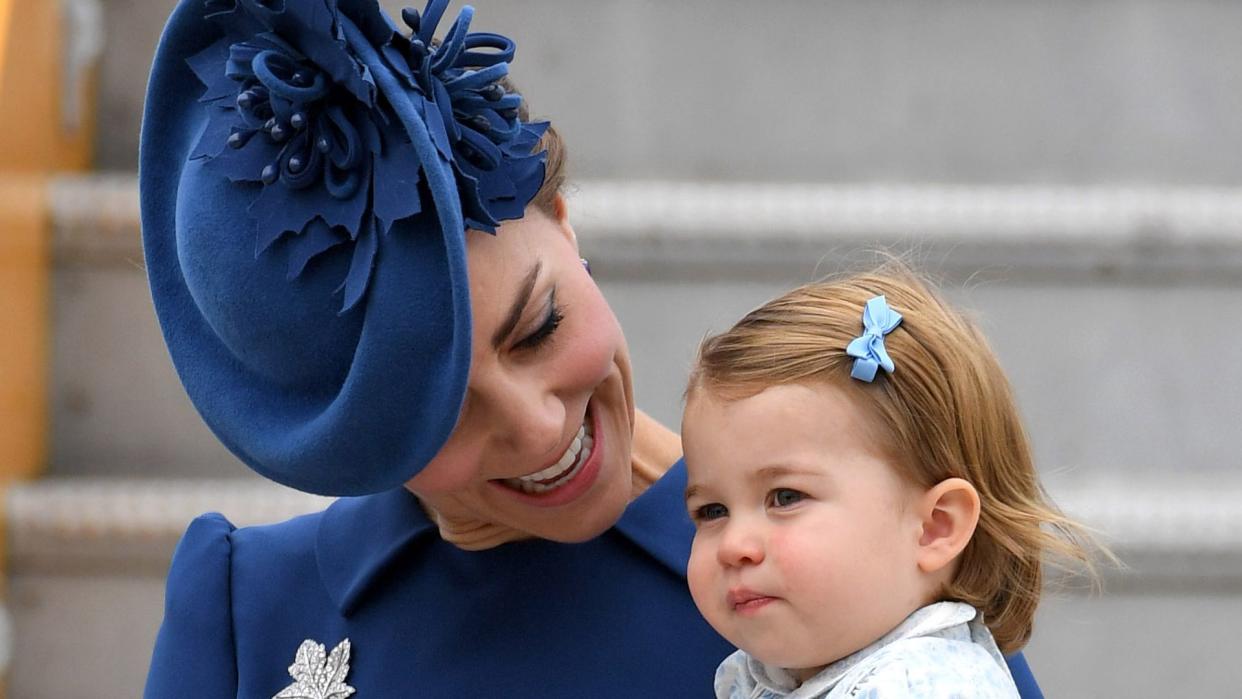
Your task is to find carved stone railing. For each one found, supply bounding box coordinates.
[49,173,141,265]
[4,473,1239,698]
[5,478,330,573]
[49,174,1242,279]
[36,173,1242,582]
[6,476,1241,586]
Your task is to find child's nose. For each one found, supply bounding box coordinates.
[717,520,765,567]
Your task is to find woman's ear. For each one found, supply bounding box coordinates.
[552,193,578,250]
[915,477,981,575]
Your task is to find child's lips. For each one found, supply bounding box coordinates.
[727,588,778,612]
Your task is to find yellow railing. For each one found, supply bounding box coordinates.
[0,0,99,688]
[0,0,12,82]
[0,0,61,487]
[0,174,49,486]
[0,0,96,485]
[0,0,96,171]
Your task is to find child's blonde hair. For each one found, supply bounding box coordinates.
[688,262,1094,654]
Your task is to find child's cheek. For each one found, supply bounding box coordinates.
[686,536,718,621]
[767,524,824,589]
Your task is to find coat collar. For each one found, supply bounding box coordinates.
[611,457,696,579]
[316,486,439,615]
[316,459,695,615]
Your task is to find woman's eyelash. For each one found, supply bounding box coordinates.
[515,294,563,350]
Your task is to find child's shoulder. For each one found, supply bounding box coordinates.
[838,633,1019,698]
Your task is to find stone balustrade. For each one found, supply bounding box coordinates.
[21,173,1242,697]
[6,476,1241,580]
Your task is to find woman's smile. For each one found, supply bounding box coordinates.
[491,401,606,507]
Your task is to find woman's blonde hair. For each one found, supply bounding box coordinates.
[688,262,1096,654]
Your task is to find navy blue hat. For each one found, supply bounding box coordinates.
[140,0,547,495]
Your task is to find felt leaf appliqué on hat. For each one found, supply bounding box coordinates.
[186,0,548,313]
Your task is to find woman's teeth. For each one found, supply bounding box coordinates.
[505,419,595,494]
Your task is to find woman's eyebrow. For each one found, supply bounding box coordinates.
[491,261,543,349]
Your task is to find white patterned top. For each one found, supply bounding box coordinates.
[715,602,1019,698]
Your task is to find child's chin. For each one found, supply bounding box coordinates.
[745,645,830,677]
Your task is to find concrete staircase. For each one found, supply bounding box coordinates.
[9,174,1242,697]
[10,0,1242,696]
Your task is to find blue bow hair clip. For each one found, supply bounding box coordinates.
[845,295,903,382]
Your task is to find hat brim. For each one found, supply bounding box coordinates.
[140,0,473,495]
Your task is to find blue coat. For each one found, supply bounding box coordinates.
[145,461,1042,697]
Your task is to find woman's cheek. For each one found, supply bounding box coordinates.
[561,294,622,387]
[406,438,485,494]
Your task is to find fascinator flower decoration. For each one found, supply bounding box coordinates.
[187,0,548,312]
[846,295,903,382]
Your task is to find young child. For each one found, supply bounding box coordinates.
[682,265,1093,698]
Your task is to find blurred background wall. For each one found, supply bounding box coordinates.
[2,0,1241,696]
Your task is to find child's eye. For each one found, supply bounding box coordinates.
[693,503,729,522]
[769,488,806,508]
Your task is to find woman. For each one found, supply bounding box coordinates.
[141,1,1043,696]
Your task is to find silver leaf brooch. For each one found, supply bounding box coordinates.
[273,638,356,699]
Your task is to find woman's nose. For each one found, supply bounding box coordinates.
[487,374,566,457]
[716,519,765,568]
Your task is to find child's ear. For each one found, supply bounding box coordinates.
[915,478,981,575]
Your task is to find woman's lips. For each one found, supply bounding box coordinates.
[506,420,592,491]
[490,401,605,508]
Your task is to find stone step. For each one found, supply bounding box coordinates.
[48,174,1242,483]
[4,475,1240,698]
[7,476,1240,579]
[94,0,1242,190]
